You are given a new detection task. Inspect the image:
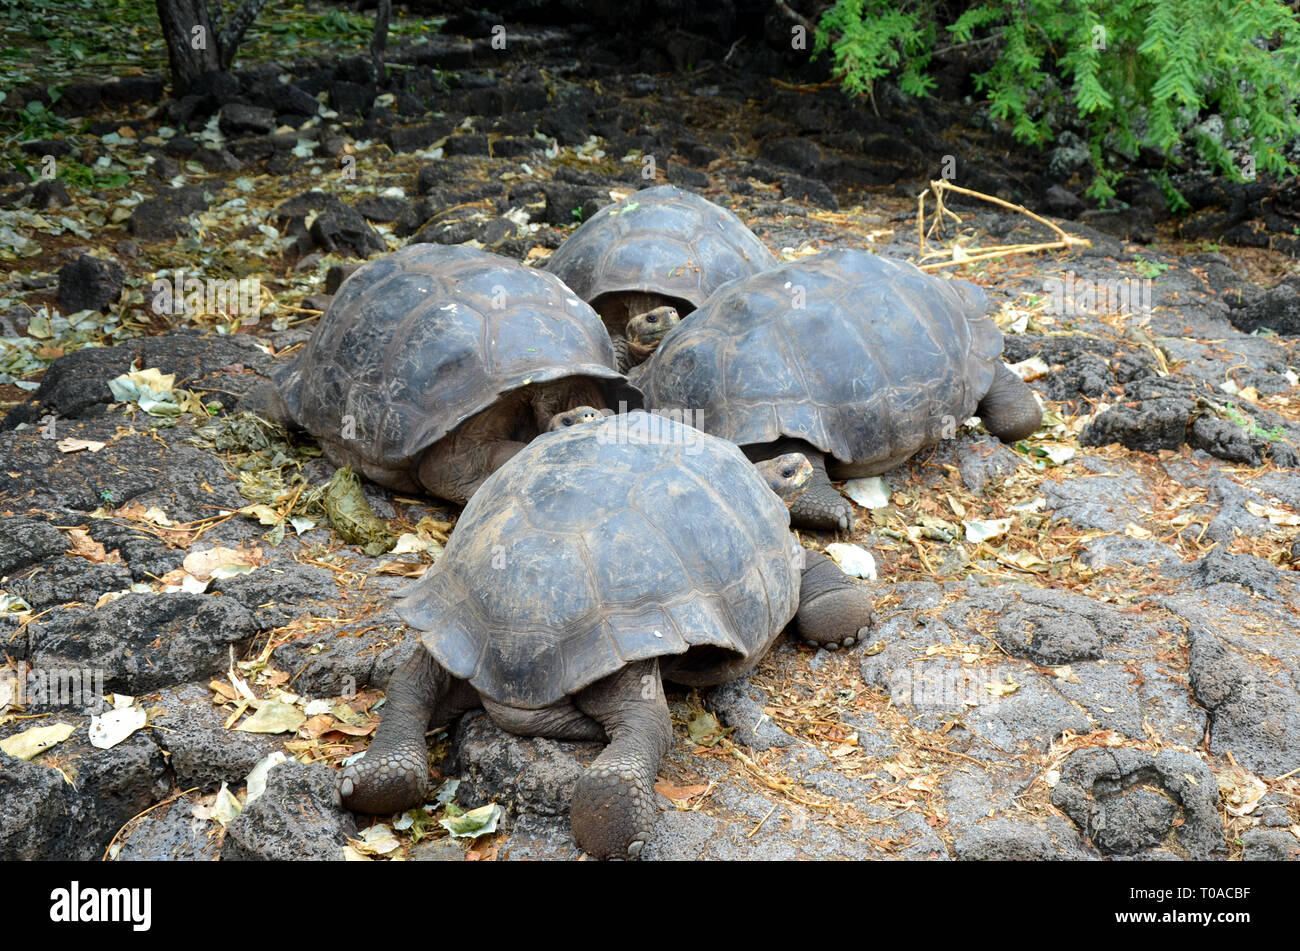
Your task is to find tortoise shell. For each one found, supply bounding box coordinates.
[276,244,639,477]
[636,249,1004,476]
[544,184,777,313]
[395,411,804,708]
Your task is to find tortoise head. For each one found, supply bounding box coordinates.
[625,305,681,364]
[754,452,813,507]
[548,405,605,432]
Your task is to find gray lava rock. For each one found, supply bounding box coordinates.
[149,682,284,791]
[540,182,608,225]
[269,617,406,700]
[411,837,465,861]
[1051,748,1224,859]
[6,559,133,611]
[208,563,339,629]
[760,136,824,177]
[0,751,70,859]
[386,119,454,153]
[353,195,409,223]
[1078,206,1156,243]
[0,517,66,575]
[57,254,125,314]
[707,677,797,750]
[129,185,209,239]
[1043,184,1086,217]
[1045,352,1115,403]
[451,711,594,821]
[954,818,1092,860]
[328,80,373,116]
[82,520,183,582]
[1229,281,1300,336]
[222,760,357,860]
[1188,628,1300,777]
[1190,415,1297,467]
[1192,546,1279,598]
[309,206,386,258]
[111,794,219,860]
[992,589,1123,664]
[1081,380,1195,454]
[27,592,258,693]
[0,730,168,861]
[1240,828,1299,860]
[2,329,269,430]
[253,80,319,119]
[324,262,361,293]
[780,174,838,210]
[33,179,71,210]
[218,103,275,136]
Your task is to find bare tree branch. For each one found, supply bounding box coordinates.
[217,0,270,70]
[371,0,391,81]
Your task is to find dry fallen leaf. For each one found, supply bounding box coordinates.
[65,528,120,563]
[984,676,1021,698]
[654,781,709,803]
[0,722,76,760]
[235,700,306,734]
[57,437,106,453]
[209,680,239,703]
[183,546,261,580]
[1244,500,1300,526]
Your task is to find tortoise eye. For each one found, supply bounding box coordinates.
[781,467,795,479]
[647,314,658,323]
[563,418,574,426]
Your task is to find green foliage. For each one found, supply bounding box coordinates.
[1131,255,1171,278]
[1222,402,1286,441]
[812,0,938,99]
[1,99,68,147]
[55,161,132,191]
[814,0,1300,203]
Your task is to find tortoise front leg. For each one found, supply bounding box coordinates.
[611,333,633,374]
[336,648,479,814]
[750,440,854,532]
[796,549,874,650]
[571,658,671,860]
[416,436,527,505]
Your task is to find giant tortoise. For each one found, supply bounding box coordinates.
[545,184,777,371]
[636,249,1043,531]
[336,410,875,859]
[247,244,640,504]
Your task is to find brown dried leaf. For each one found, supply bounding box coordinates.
[66,528,121,563]
[654,781,709,803]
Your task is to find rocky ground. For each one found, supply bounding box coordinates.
[1,9,1299,861]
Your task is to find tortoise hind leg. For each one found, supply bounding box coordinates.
[796,549,874,651]
[336,648,479,814]
[978,362,1042,443]
[571,658,671,860]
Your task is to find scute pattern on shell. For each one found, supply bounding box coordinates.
[638,249,1005,476]
[544,185,778,311]
[395,411,803,708]
[276,244,628,469]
